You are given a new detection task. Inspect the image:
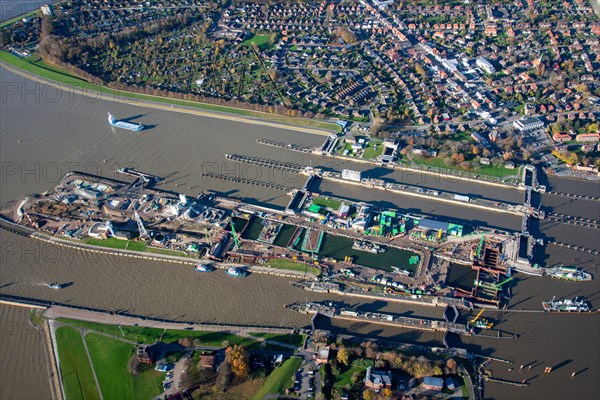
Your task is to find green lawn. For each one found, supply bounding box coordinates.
[311,196,342,210]
[363,141,384,159]
[85,333,163,400]
[333,365,365,387]
[252,356,302,400]
[264,258,321,275]
[55,326,101,400]
[0,51,340,133]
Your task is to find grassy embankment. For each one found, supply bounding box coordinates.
[0,51,341,133]
[0,10,39,29]
[251,356,302,400]
[82,237,192,258]
[58,318,303,350]
[85,333,163,400]
[401,155,520,179]
[55,318,305,400]
[55,326,101,400]
[264,257,321,276]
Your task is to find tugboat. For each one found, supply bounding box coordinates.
[542,296,590,312]
[47,283,65,289]
[226,267,248,278]
[546,265,592,281]
[194,263,215,272]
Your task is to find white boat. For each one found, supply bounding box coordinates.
[194,263,214,272]
[226,267,247,277]
[47,283,64,289]
[108,113,144,131]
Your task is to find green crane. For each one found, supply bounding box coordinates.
[495,277,514,289]
[230,221,241,250]
[476,233,484,258]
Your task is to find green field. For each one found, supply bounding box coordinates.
[311,196,342,210]
[55,326,101,400]
[0,51,340,133]
[242,34,274,51]
[264,258,321,275]
[85,334,163,400]
[251,356,302,400]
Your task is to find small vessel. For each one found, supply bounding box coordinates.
[226,267,248,277]
[546,265,592,281]
[47,283,64,289]
[352,240,385,254]
[194,263,214,272]
[108,113,144,131]
[542,296,590,312]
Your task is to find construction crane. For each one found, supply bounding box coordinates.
[476,233,484,258]
[230,221,241,250]
[495,276,514,289]
[134,210,148,239]
[469,308,493,329]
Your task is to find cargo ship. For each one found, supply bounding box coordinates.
[226,267,248,277]
[545,265,592,281]
[108,113,144,131]
[542,296,590,312]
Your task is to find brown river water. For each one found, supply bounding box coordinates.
[1,67,599,399]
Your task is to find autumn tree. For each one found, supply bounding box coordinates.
[337,347,350,366]
[225,345,250,377]
[383,387,393,398]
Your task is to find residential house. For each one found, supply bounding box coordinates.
[364,366,392,390]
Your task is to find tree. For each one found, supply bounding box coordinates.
[337,347,350,366]
[225,345,250,377]
[588,123,598,133]
[363,389,375,400]
[383,387,393,398]
[446,358,458,374]
[215,360,232,391]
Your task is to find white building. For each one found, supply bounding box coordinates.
[513,117,544,132]
[476,57,496,74]
[41,4,54,16]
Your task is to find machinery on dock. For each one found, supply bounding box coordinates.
[468,308,493,329]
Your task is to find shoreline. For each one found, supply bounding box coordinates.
[0,55,338,137]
